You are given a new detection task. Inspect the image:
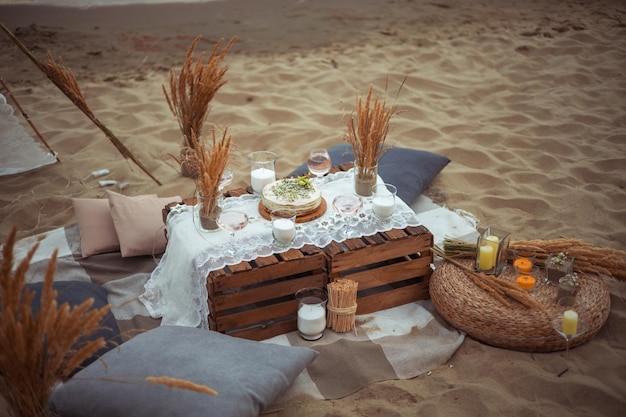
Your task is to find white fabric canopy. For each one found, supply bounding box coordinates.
[0,92,57,176]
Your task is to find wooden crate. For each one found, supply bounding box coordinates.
[323,225,433,315]
[207,245,327,340]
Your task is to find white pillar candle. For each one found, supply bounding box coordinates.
[251,167,275,193]
[297,304,326,339]
[372,195,395,219]
[273,218,296,244]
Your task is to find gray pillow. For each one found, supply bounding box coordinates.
[290,144,450,205]
[49,325,318,417]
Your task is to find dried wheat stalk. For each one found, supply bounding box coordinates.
[0,227,110,417]
[145,376,218,396]
[184,127,233,217]
[163,36,235,148]
[0,23,161,186]
[344,85,394,172]
[327,279,358,334]
[442,237,626,281]
[433,246,547,312]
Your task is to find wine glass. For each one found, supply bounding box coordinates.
[551,302,587,358]
[332,195,363,239]
[307,148,331,184]
[216,210,249,258]
[217,169,234,207]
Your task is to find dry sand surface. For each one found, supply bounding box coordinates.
[1,0,625,416]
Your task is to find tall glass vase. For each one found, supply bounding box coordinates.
[195,194,222,232]
[354,163,378,197]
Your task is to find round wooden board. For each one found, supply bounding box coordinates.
[258,197,327,223]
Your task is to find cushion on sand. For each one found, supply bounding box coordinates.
[48,325,318,417]
[105,191,181,258]
[290,144,450,204]
[25,281,121,377]
[72,194,155,258]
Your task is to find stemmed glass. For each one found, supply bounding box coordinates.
[332,195,363,239]
[551,301,587,358]
[217,169,234,207]
[307,148,331,184]
[216,210,248,259]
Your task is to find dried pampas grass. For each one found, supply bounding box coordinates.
[184,127,233,218]
[0,227,110,417]
[163,36,236,148]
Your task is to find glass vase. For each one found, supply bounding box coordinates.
[354,163,378,197]
[475,226,510,276]
[545,253,575,286]
[195,194,222,232]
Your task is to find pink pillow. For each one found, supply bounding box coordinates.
[106,190,181,258]
[73,195,157,258]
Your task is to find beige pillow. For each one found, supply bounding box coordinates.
[106,190,181,258]
[73,195,157,258]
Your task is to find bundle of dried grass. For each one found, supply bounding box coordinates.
[442,237,626,281]
[184,126,233,221]
[344,84,394,170]
[509,239,626,281]
[0,23,161,186]
[326,279,359,334]
[0,227,110,417]
[163,36,235,150]
[433,246,547,312]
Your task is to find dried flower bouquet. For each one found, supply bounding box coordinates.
[183,127,233,230]
[344,84,395,196]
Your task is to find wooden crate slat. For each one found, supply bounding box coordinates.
[210,252,326,291]
[356,281,431,315]
[328,236,425,274]
[329,256,432,289]
[212,273,326,311]
[213,299,297,331]
[226,318,298,341]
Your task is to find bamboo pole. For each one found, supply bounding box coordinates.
[0,22,161,185]
[0,77,60,162]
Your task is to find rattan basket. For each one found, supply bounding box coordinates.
[430,258,610,352]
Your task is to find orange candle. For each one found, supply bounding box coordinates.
[516,274,536,290]
[514,257,533,273]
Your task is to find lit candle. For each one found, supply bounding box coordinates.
[251,167,275,193]
[478,245,495,270]
[485,235,499,268]
[297,304,326,339]
[562,310,578,335]
[514,257,533,273]
[272,218,296,244]
[372,195,395,219]
[516,274,536,290]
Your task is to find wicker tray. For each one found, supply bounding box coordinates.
[430,259,610,352]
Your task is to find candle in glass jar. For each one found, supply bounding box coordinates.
[516,274,536,290]
[562,310,578,335]
[297,304,326,337]
[273,218,295,244]
[514,257,533,273]
[372,196,395,219]
[251,167,275,193]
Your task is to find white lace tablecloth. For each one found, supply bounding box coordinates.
[139,170,420,328]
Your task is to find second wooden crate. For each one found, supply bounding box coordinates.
[323,225,433,315]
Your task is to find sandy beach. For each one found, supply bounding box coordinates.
[1,0,625,415]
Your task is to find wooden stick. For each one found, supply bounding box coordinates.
[0,22,161,186]
[0,77,60,162]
